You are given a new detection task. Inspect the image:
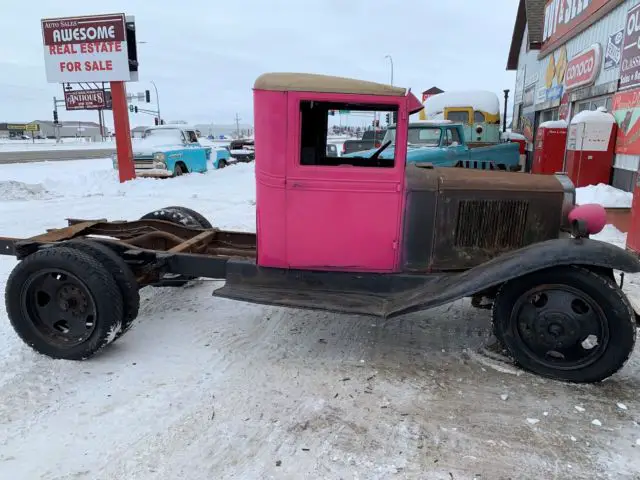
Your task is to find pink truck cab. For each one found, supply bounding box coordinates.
[253,72,423,272]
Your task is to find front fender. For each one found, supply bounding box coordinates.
[388,238,640,318]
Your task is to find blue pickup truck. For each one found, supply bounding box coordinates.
[112,125,232,178]
[343,121,521,171]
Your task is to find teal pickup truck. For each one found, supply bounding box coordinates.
[343,121,521,171]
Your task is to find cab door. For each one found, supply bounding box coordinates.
[284,93,408,272]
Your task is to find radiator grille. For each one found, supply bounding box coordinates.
[455,199,529,249]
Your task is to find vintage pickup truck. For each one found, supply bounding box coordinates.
[112,125,232,177]
[344,120,521,170]
[2,72,638,385]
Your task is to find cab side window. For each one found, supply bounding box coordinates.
[443,128,461,147]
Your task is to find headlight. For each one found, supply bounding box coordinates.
[153,152,166,162]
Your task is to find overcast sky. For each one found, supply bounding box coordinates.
[0,0,518,128]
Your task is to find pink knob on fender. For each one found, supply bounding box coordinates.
[568,203,607,235]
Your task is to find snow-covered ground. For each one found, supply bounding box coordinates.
[0,159,639,479]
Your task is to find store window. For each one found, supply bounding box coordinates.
[575,96,613,114]
[540,109,559,123]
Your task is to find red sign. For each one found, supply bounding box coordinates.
[558,92,570,120]
[64,89,109,110]
[620,3,640,91]
[42,14,125,45]
[564,43,602,91]
[541,0,615,55]
[612,88,640,154]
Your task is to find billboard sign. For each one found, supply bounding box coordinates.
[612,88,640,154]
[620,4,640,91]
[604,29,624,71]
[64,89,111,110]
[41,13,130,83]
[564,43,602,91]
[541,0,619,55]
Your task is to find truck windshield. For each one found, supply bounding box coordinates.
[383,126,442,147]
[143,128,184,142]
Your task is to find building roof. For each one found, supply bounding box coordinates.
[423,87,444,95]
[254,72,406,96]
[36,120,101,128]
[506,0,546,70]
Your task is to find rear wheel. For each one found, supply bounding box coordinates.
[173,163,185,177]
[492,266,636,383]
[139,206,213,286]
[218,159,227,169]
[4,247,124,360]
[64,239,140,339]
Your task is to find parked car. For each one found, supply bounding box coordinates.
[326,143,338,157]
[112,125,231,177]
[228,139,255,162]
[341,129,387,155]
[343,121,520,170]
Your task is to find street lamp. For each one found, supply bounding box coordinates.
[150,80,161,123]
[136,41,161,123]
[384,55,394,86]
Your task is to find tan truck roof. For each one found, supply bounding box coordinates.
[254,72,406,96]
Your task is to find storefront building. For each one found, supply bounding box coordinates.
[507,0,640,191]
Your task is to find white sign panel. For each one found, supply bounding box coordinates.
[41,13,130,83]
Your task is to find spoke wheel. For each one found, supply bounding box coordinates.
[492,266,636,383]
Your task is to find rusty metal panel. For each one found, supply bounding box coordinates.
[431,190,564,271]
[455,200,529,249]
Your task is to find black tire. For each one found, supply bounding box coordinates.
[5,246,124,360]
[492,266,636,383]
[173,163,185,177]
[218,159,227,169]
[64,239,140,339]
[139,207,202,228]
[139,206,212,286]
[164,206,213,228]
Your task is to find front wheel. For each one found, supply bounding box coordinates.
[492,266,636,383]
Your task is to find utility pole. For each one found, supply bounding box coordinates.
[235,113,241,138]
[503,89,510,133]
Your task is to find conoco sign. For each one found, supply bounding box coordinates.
[564,43,602,91]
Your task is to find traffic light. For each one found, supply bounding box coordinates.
[393,111,398,124]
[154,117,159,125]
[129,104,133,112]
[145,90,151,103]
[53,110,58,124]
[134,106,138,113]
[160,119,165,125]
[385,113,390,124]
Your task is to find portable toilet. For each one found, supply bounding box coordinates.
[532,120,568,175]
[565,108,617,188]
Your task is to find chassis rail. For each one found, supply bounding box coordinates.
[0,218,257,286]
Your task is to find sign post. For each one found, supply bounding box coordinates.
[41,13,137,182]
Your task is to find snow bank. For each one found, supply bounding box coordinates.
[501,130,527,141]
[538,120,568,129]
[571,109,615,125]
[0,180,55,201]
[576,183,632,208]
[424,91,500,117]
